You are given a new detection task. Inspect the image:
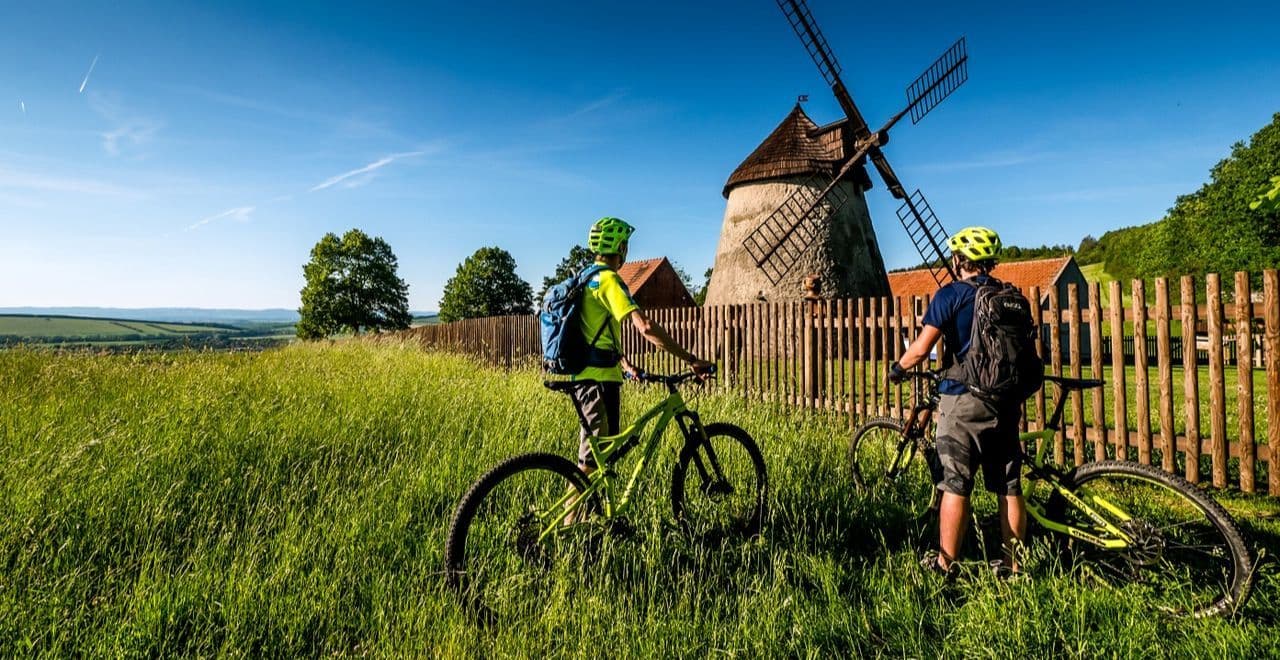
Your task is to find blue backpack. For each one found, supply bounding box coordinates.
[540,264,619,375]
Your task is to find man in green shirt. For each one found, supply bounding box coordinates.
[569,217,713,471]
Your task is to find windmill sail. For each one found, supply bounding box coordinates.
[742,172,851,285]
[776,0,870,135]
[896,190,954,285]
[907,38,968,125]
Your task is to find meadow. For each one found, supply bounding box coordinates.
[2,342,1279,657]
[0,315,294,350]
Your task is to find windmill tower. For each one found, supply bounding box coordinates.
[704,0,969,306]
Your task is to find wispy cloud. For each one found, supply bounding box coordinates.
[187,205,254,231]
[79,54,100,94]
[564,90,628,120]
[18,100,25,115]
[0,167,141,197]
[310,151,426,192]
[914,151,1046,173]
[89,93,161,156]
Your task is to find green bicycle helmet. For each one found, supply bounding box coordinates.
[948,226,1001,262]
[587,216,635,256]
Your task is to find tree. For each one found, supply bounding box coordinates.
[1252,176,1280,213]
[297,229,412,339]
[537,244,594,302]
[438,247,534,322]
[693,267,713,306]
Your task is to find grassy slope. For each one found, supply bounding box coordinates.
[1,343,1277,656]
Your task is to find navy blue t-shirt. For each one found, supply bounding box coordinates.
[921,275,992,395]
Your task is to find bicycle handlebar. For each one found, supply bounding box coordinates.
[627,364,717,386]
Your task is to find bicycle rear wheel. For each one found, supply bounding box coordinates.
[848,417,937,516]
[445,452,589,619]
[671,423,767,542]
[1044,460,1252,618]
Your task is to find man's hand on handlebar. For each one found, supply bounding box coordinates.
[689,358,715,381]
[887,362,908,384]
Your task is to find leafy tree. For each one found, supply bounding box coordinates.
[438,247,534,322]
[297,229,412,339]
[537,244,594,302]
[696,268,716,306]
[1252,176,1280,213]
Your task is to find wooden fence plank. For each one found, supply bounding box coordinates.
[1068,283,1085,465]
[1207,274,1228,488]
[1182,276,1202,483]
[1133,279,1152,466]
[1030,286,1047,432]
[1049,285,1065,465]
[1110,280,1129,460]
[1236,272,1256,493]
[1156,278,1176,473]
[1088,281,1108,460]
[857,297,868,418]
[1265,270,1280,495]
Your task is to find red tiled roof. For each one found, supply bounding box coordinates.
[616,257,668,292]
[887,256,1074,301]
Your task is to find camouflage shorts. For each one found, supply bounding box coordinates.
[934,392,1023,496]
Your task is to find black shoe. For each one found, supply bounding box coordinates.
[919,550,957,580]
[990,560,1031,583]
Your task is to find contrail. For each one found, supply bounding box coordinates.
[79,54,99,94]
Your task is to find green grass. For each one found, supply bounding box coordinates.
[2,343,1278,656]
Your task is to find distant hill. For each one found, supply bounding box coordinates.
[0,307,300,324]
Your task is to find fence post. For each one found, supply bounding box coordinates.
[1206,274,1228,488]
[1236,272,1256,493]
[1265,270,1280,495]
[1133,279,1152,466]
[1088,281,1108,460]
[1049,285,1065,465]
[1067,284,1085,465]
[1109,280,1129,460]
[1182,276,1202,483]
[1155,278,1176,473]
[1030,286,1047,431]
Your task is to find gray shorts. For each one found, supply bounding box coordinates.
[934,392,1023,496]
[568,381,620,467]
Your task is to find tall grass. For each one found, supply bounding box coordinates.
[1,342,1278,656]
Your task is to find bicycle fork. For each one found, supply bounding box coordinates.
[678,412,732,497]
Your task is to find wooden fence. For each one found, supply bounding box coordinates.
[398,270,1280,495]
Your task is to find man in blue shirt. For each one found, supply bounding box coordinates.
[889,226,1025,577]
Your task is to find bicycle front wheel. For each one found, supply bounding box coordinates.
[671,423,767,541]
[445,452,589,619]
[848,417,937,515]
[1045,460,1253,618]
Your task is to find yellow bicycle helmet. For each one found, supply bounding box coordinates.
[948,226,1001,262]
[587,217,635,255]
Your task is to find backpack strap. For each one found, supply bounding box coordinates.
[577,264,622,362]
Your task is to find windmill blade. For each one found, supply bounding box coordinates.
[776,0,871,136]
[896,190,956,285]
[743,172,853,285]
[905,37,968,125]
[867,149,908,200]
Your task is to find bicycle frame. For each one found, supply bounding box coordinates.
[536,385,704,541]
[892,372,1134,551]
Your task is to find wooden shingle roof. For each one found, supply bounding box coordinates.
[723,105,870,197]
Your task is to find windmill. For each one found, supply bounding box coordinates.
[703,0,967,306]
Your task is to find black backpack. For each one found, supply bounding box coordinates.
[949,278,1044,405]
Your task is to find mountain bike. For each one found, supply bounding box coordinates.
[849,370,1253,618]
[445,367,767,617]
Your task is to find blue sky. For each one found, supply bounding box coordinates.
[2,0,1278,310]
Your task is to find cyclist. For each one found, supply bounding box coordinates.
[888,226,1026,577]
[568,217,714,475]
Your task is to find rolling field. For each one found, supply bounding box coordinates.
[0,315,233,339]
[2,342,1278,656]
